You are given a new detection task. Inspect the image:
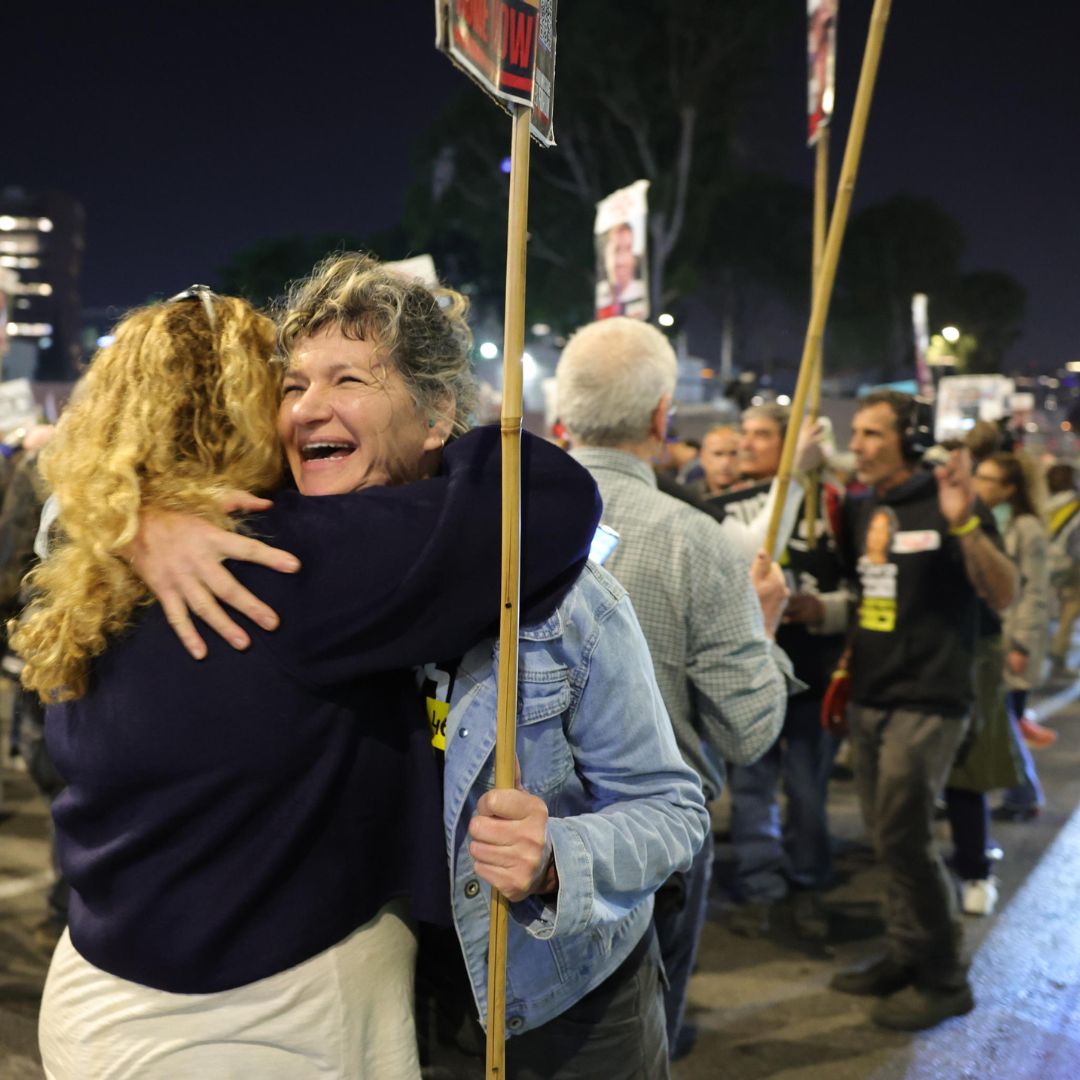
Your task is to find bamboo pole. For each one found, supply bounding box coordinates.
[804,125,830,547]
[485,101,532,1080]
[764,0,893,557]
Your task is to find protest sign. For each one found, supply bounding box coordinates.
[808,0,838,146]
[594,180,650,321]
[384,254,439,288]
[0,379,40,436]
[435,0,558,146]
[934,374,1015,444]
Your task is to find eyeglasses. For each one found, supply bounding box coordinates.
[166,284,218,330]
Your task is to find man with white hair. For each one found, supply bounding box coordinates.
[555,316,794,1056]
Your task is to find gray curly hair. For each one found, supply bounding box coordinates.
[277,252,479,435]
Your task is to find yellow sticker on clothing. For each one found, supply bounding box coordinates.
[427,697,449,751]
[858,596,896,632]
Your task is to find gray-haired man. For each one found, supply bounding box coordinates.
[555,316,796,1056]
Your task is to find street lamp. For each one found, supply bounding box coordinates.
[941,325,960,344]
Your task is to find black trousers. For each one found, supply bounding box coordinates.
[417,923,669,1080]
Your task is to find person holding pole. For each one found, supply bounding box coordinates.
[125,258,708,1078]
[825,390,1017,1031]
[721,402,847,942]
[552,317,802,1057]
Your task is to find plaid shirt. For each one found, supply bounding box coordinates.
[572,447,788,799]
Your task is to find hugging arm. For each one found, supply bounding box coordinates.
[128,428,601,669]
[127,492,301,659]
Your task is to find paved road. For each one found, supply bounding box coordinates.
[3,684,1080,1079]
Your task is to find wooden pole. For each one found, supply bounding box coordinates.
[804,125,830,547]
[485,101,532,1080]
[764,0,892,557]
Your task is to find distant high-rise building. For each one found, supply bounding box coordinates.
[0,187,85,381]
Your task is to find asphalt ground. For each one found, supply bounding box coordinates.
[3,680,1080,1079]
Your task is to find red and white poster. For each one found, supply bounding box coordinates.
[594,180,650,322]
[435,0,558,146]
[807,0,838,146]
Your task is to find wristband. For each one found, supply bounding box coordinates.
[948,515,980,537]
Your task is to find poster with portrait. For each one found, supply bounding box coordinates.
[934,374,1016,444]
[593,179,650,322]
[435,0,558,146]
[807,0,838,146]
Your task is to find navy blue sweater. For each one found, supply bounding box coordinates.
[46,427,600,993]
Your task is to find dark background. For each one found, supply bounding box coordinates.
[5,1,1078,369]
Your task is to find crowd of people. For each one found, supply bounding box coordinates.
[0,254,1077,1078]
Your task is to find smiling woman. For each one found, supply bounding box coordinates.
[274,253,477,497]
[279,330,442,495]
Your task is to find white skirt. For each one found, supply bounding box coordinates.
[39,899,421,1079]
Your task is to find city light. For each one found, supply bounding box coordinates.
[6,322,53,337]
[96,335,116,348]
[478,341,499,360]
[941,325,960,343]
[658,313,675,327]
[777,394,791,406]
[522,351,538,380]
[500,156,512,174]
[0,216,14,231]
[531,322,551,336]
[37,217,53,232]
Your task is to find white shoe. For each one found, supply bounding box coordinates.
[961,877,999,916]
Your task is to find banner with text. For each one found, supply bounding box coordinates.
[435,0,558,146]
[594,179,650,322]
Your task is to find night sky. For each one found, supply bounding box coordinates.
[7,2,1079,369]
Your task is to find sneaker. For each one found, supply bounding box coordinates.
[1019,712,1058,749]
[870,982,975,1031]
[961,877,999,916]
[830,953,915,997]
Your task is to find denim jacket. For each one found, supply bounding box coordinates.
[442,561,709,1035]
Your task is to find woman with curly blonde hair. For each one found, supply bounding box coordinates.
[22,281,600,1079]
[14,291,284,699]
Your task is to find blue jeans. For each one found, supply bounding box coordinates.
[1002,689,1044,810]
[729,696,837,902]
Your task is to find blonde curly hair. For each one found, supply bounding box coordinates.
[11,294,285,700]
[277,253,478,435]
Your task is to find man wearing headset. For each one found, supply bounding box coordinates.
[811,390,1016,1031]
